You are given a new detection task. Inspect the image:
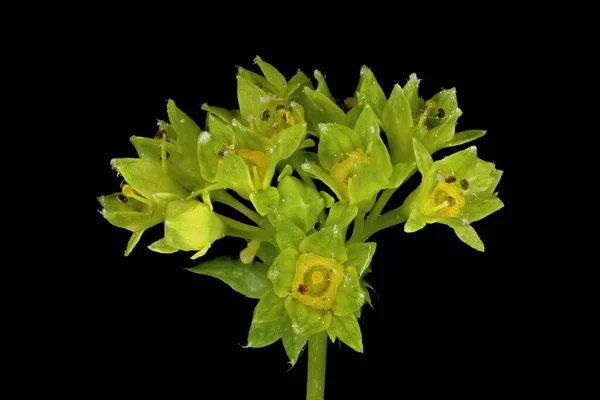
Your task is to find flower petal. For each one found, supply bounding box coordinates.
[268,248,299,298]
[284,297,332,336]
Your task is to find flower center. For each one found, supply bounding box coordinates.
[291,254,344,311]
[423,179,465,217]
[329,149,370,197]
[235,148,271,188]
[255,103,295,137]
[303,266,330,296]
[311,270,324,284]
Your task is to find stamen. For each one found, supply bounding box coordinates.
[284,110,294,125]
[418,99,437,126]
[445,176,456,183]
[428,198,454,213]
[121,184,135,197]
[121,184,153,206]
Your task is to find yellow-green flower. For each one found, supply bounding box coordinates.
[98,158,188,255]
[401,140,504,251]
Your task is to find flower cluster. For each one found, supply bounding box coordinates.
[98,56,504,364]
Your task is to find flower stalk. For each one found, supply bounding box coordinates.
[307,331,328,400]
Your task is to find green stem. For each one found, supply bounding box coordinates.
[348,212,365,245]
[218,215,274,244]
[211,190,263,226]
[364,167,418,237]
[307,331,327,400]
[363,202,411,239]
[366,188,396,225]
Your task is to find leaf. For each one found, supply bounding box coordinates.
[256,241,279,266]
[103,209,159,232]
[277,164,293,182]
[451,224,485,252]
[98,192,144,213]
[125,231,144,256]
[387,162,416,188]
[327,314,363,352]
[285,70,313,98]
[110,158,188,199]
[447,130,487,147]
[348,163,388,211]
[405,209,427,233]
[188,256,272,298]
[196,130,224,183]
[463,194,504,223]
[298,138,316,150]
[382,84,414,164]
[299,226,347,263]
[230,118,269,150]
[434,146,478,179]
[403,73,421,118]
[354,104,379,151]
[284,297,332,336]
[264,122,307,189]
[320,191,335,208]
[282,326,308,366]
[268,248,298,298]
[300,88,346,129]
[255,56,287,97]
[487,169,503,195]
[167,99,202,153]
[334,267,365,316]
[317,123,363,170]
[237,75,270,124]
[273,214,306,251]
[201,104,234,124]
[247,315,287,348]
[101,191,175,234]
[247,290,287,348]
[356,66,387,118]
[278,176,324,232]
[422,108,463,153]
[361,281,373,306]
[252,290,286,322]
[130,136,203,192]
[147,238,179,254]
[427,88,459,130]
[130,136,175,160]
[205,113,235,145]
[238,66,277,95]
[215,153,255,200]
[314,69,332,99]
[345,242,376,278]
[326,200,358,230]
[462,158,498,192]
[413,138,433,174]
[299,161,344,200]
[250,187,280,216]
[343,103,364,129]
[358,110,392,177]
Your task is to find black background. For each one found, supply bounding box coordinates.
[79,30,530,398]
